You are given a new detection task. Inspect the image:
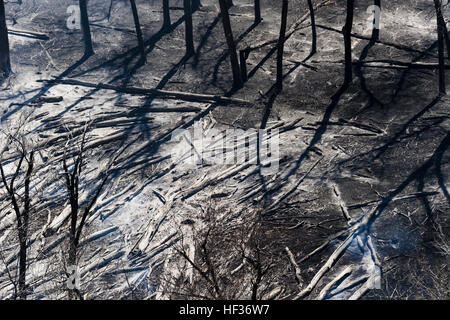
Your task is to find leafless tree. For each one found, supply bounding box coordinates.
[254,0,261,24]
[184,0,195,57]
[276,0,289,92]
[0,0,11,78]
[433,0,446,95]
[218,0,243,89]
[0,135,35,299]
[61,127,112,299]
[306,0,317,55]
[79,0,94,57]
[162,0,171,30]
[129,0,146,63]
[343,0,354,86]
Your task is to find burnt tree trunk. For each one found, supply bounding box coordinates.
[240,49,248,82]
[0,0,11,78]
[276,0,288,92]
[306,0,317,55]
[67,164,79,300]
[130,0,146,63]
[254,0,261,24]
[162,0,171,30]
[17,152,33,300]
[192,0,201,11]
[79,0,94,57]
[434,0,450,62]
[434,0,446,95]
[0,151,34,300]
[343,0,354,86]
[218,0,243,89]
[184,0,195,57]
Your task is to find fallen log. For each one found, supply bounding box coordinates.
[348,278,371,300]
[352,60,450,69]
[35,96,64,104]
[38,79,252,106]
[318,266,353,300]
[294,232,356,300]
[325,59,449,69]
[347,191,439,210]
[285,246,303,286]
[125,106,202,113]
[8,28,49,40]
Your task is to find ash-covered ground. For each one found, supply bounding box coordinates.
[0,0,449,300]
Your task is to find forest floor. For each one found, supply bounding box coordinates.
[0,0,449,299]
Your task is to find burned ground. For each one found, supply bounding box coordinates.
[0,0,449,300]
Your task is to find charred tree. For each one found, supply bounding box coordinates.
[0,0,11,78]
[343,0,354,86]
[162,0,171,31]
[240,49,248,83]
[254,0,261,24]
[276,0,288,92]
[184,0,195,57]
[438,13,450,62]
[130,0,146,63]
[0,147,34,300]
[434,0,450,62]
[79,0,94,57]
[192,0,201,11]
[62,130,111,300]
[306,0,317,55]
[218,0,243,89]
[434,0,446,95]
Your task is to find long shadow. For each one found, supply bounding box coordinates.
[435,139,450,205]
[192,12,222,68]
[371,96,441,160]
[247,48,319,203]
[105,69,243,187]
[390,32,448,102]
[69,16,186,80]
[281,83,350,184]
[337,96,442,166]
[39,14,228,185]
[94,11,257,177]
[364,130,450,232]
[245,26,316,83]
[417,168,434,228]
[212,21,260,86]
[32,15,190,150]
[72,2,205,83]
[2,55,90,123]
[257,88,280,201]
[353,26,384,117]
[109,78,246,186]
[247,45,278,80]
